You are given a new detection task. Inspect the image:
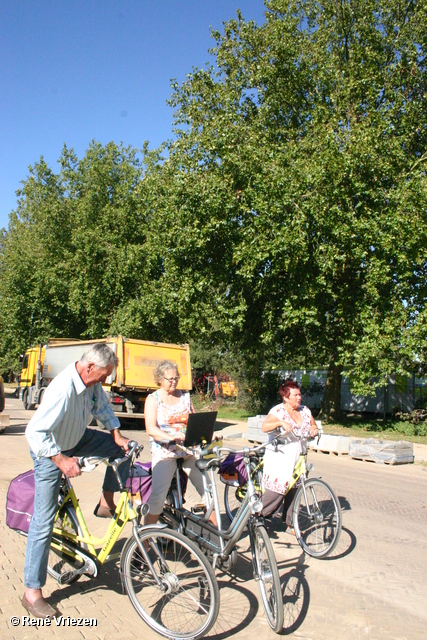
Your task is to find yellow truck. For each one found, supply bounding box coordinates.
[19,336,192,419]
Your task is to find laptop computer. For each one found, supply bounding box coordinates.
[184,411,217,448]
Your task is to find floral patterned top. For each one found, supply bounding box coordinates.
[149,390,192,461]
[267,403,312,443]
[262,403,313,494]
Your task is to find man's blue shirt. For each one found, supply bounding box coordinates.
[26,362,120,458]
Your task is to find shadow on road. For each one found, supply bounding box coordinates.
[2,422,27,435]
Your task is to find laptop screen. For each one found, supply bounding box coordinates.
[184,411,217,447]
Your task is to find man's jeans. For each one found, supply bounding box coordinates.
[24,428,130,590]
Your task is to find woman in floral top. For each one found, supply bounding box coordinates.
[261,380,318,533]
[144,360,215,526]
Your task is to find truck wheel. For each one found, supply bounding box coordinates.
[22,389,29,410]
[22,389,35,410]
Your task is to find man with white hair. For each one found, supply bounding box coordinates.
[23,343,130,619]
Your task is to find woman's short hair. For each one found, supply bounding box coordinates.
[153,360,179,385]
[79,343,119,369]
[279,380,300,400]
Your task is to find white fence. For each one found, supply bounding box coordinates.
[274,369,427,414]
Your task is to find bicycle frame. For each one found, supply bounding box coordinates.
[240,435,314,495]
[164,447,264,569]
[52,478,139,564]
[50,446,160,580]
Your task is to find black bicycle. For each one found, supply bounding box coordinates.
[160,441,284,633]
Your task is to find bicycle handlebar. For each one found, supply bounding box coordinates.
[76,440,142,472]
[193,440,267,462]
[206,429,318,460]
[169,427,319,464]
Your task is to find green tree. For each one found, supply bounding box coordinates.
[143,0,427,417]
[0,141,168,370]
[0,157,74,369]
[1,1,426,420]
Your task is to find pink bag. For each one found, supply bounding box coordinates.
[6,470,35,534]
[126,462,154,502]
[126,461,188,502]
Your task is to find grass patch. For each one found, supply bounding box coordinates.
[192,395,252,422]
[312,413,427,445]
[319,422,427,445]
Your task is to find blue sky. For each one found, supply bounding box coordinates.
[0,1,266,231]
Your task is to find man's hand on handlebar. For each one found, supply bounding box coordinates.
[111,428,131,451]
[51,453,82,478]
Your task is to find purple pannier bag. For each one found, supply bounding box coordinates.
[6,469,35,534]
[126,461,188,502]
[126,462,153,502]
[220,454,248,486]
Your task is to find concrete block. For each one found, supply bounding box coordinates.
[349,438,414,464]
[247,426,269,443]
[247,415,268,428]
[309,433,350,455]
[0,413,9,433]
[247,415,268,443]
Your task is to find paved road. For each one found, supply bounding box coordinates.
[1,392,427,639]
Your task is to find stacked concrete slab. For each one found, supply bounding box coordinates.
[247,415,269,443]
[309,432,351,455]
[0,413,9,434]
[349,438,414,464]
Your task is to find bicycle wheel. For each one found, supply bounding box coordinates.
[122,527,220,640]
[252,523,283,633]
[293,478,342,558]
[224,460,263,522]
[47,505,85,583]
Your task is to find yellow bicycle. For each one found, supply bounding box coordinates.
[223,433,342,558]
[47,441,219,640]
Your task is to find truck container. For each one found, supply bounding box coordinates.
[19,336,192,419]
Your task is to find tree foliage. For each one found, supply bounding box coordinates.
[143,0,427,416]
[1,1,426,418]
[0,142,172,369]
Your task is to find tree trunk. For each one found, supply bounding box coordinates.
[319,358,343,422]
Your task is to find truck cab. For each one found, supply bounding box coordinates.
[19,344,45,409]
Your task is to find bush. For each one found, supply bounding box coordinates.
[392,409,427,425]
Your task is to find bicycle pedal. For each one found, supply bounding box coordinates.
[58,570,74,585]
[191,504,206,515]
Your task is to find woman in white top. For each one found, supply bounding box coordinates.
[144,360,216,526]
[261,380,318,532]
